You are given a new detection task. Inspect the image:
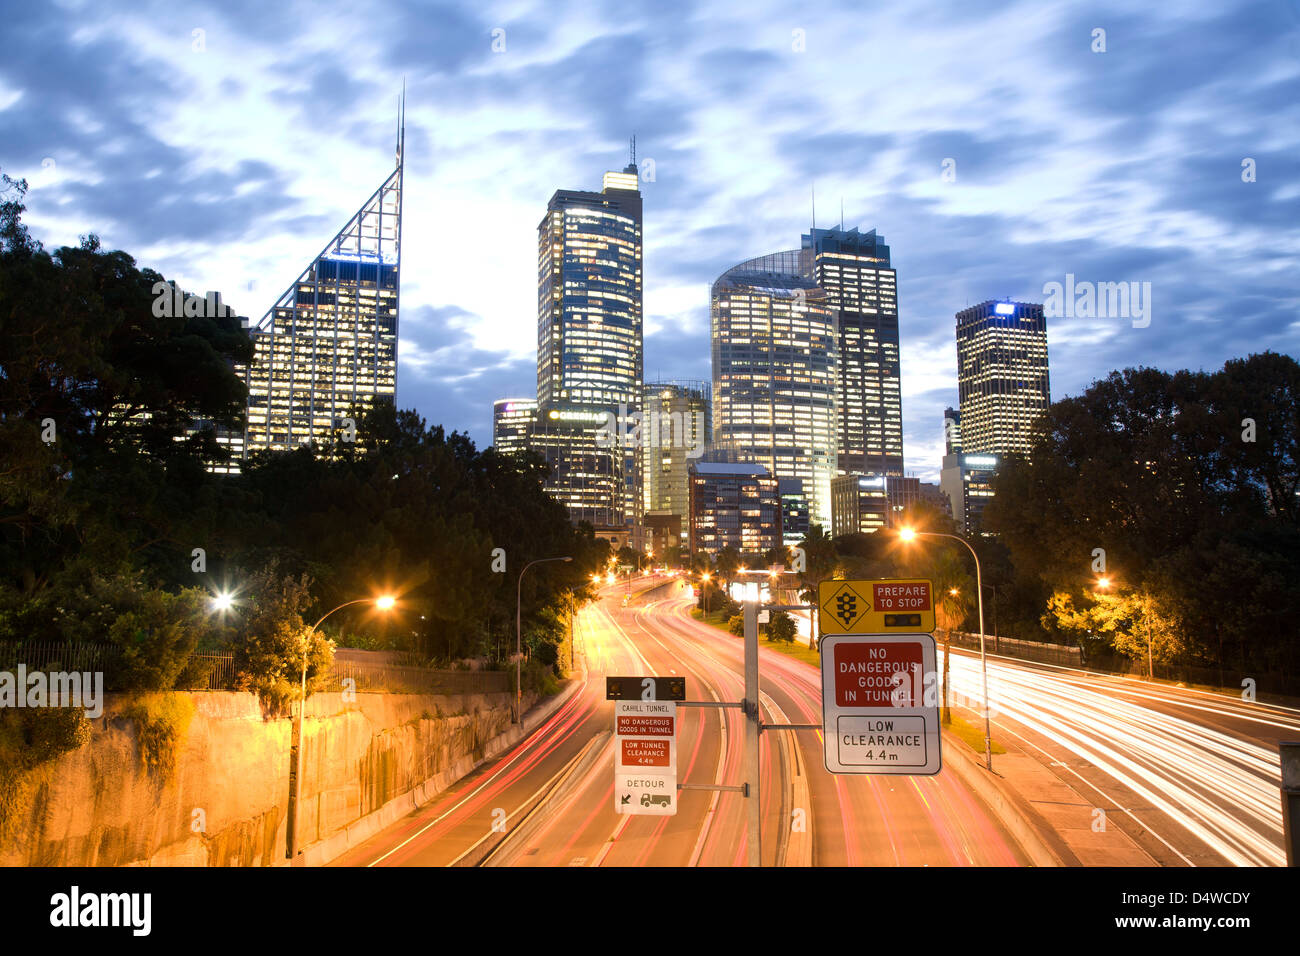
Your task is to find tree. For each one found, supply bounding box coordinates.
[766,610,796,644]
[986,356,1300,677]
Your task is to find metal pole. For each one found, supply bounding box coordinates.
[287,596,373,860]
[743,598,761,867]
[1282,741,1300,866]
[516,556,572,724]
[927,533,993,771]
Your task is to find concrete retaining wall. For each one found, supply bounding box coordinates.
[0,688,529,867]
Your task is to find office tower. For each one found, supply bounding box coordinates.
[710,250,838,528]
[537,165,643,408]
[778,478,810,548]
[528,403,625,536]
[940,452,999,535]
[955,300,1050,458]
[943,406,961,456]
[533,157,645,544]
[803,227,902,477]
[492,398,538,457]
[243,129,403,459]
[688,462,781,556]
[641,380,711,548]
[830,474,920,536]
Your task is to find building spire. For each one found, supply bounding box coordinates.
[396,79,406,168]
[630,133,636,167]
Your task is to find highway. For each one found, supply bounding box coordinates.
[944,644,1300,866]
[335,581,1030,867]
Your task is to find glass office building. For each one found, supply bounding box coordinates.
[710,250,838,527]
[803,227,902,477]
[537,169,643,409]
[243,151,402,456]
[955,300,1050,458]
[492,398,538,457]
[531,162,645,543]
[641,380,711,546]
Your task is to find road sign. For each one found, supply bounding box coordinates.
[614,698,677,815]
[818,578,935,635]
[819,633,941,775]
[606,675,686,701]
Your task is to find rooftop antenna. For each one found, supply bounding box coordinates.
[396,78,406,167]
[811,183,816,232]
[630,133,636,166]
[840,197,844,231]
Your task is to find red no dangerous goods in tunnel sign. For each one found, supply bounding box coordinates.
[613,699,677,815]
[819,633,941,775]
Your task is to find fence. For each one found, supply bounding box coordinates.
[943,630,1084,668]
[0,640,126,677]
[0,642,509,696]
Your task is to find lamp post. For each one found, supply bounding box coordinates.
[516,556,572,724]
[287,593,395,861]
[900,528,993,770]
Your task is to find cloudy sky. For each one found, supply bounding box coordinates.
[3,0,1297,481]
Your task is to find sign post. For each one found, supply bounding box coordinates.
[815,579,941,776]
[820,633,941,775]
[818,578,936,635]
[608,677,681,815]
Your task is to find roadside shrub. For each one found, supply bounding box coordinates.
[728,614,745,636]
[0,707,91,843]
[231,570,334,713]
[122,692,195,781]
[766,611,797,644]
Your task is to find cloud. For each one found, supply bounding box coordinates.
[2,0,1295,477]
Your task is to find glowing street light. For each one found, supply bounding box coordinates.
[212,592,234,613]
[898,526,994,770]
[288,593,396,860]
[1097,576,1111,590]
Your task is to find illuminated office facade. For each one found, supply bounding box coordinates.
[711,250,838,527]
[243,152,402,457]
[528,403,625,531]
[804,228,902,477]
[955,300,1050,458]
[492,399,538,457]
[941,452,999,535]
[688,462,781,556]
[531,162,645,543]
[537,169,642,408]
[641,380,711,546]
[830,474,921,537]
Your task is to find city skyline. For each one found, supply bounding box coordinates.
[3,1,1297,484]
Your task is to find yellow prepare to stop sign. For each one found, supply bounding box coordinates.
[818,578,936,635]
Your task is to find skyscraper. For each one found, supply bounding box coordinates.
[641,380,711,548]
[492,398,538,457]
[537,165,643,409]
[711,250,838,527]
[243,123,403,458]
[955,300,1050,458]
[510,156,645,546]
[803,227,902,477]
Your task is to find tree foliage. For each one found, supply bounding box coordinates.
[986,355,1300,673]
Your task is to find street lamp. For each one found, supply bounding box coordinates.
[516,556,572,724]
[211,592,234,613]
[288,593,396,860]
[899,527,994,770]
[700,572,712,616]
